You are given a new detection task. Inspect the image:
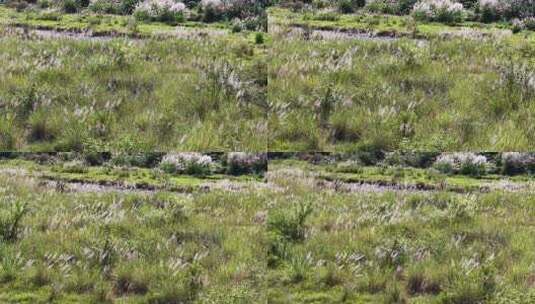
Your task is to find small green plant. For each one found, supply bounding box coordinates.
[338,0,364,13]
[267,202,313,242]
[61,0,79,13]
[255,32,264,44]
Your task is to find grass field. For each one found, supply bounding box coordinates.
[268,7,535,152]
[2,0,535,302]
[266,155,535,303]
[0,26,267,152]
[0,153,268,303]
[0,4,268,152]
[1,153,535,303]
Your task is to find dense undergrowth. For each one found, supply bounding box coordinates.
[1,154,535,303]
[272,0,535,29]
[0,27,268,151]
[266,155,535,303]
[269,27,535,151]
[0,173,269,303]
[4,0,269,30]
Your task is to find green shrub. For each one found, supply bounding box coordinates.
[433,153,488,177]
[58,160,88,174]
[0,199,28,242]
[338,0,365,13]
[255,32,264,44]
[159,153,213,176]
[397,0,418,14]
[36,9,62,21]
[111,152,163,168]
[412,0,465,24]
[120,0,141,14]
[0,246,24,283]
[0,120,15,151]
[37,0,51,8]
[333,160,363,174]
[89,0,120,14]
[202,5,220,22]
[114,264,150,296]
[523,17,535,31]
[267,202,312,242]
[225,153,267,176]
[61,0,79,13]
[338,0,355,13]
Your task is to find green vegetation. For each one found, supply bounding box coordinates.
[0,162,268,303]
[0,23,267,151]
[266,155,535,303]
[1,154,535,302]
[269,7,535,39]
[269,153,535,192]
[269,8,535,151]
[0,153,266,189]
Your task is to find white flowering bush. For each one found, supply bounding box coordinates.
[226,152,267,175]
[412,0,465,23]
[160,153,213,175]
[134,0,186,22]
[433,153,488,176]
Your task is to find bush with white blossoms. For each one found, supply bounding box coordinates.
[160,153,213,175]
[412,0,465,23]
[433,153,488,176]
[226,152,267,175]
[134,0,186,22]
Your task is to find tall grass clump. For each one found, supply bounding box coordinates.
[0,199,28,242]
